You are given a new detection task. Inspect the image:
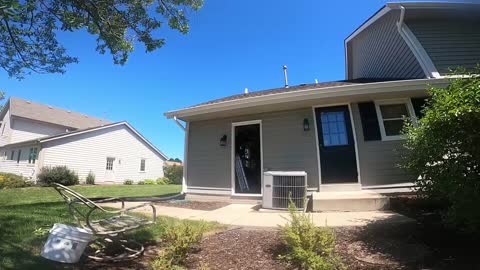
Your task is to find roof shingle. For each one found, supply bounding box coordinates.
[6,97,111,129]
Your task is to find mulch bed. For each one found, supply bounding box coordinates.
[155,200,231,211]
[185,228,293,270]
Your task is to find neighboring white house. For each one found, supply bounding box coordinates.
[0,97,168,183]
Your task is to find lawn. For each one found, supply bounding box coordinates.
[0,184,216,270]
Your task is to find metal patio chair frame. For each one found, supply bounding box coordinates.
[53,183,157,262]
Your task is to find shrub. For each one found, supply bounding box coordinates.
[85,171,95,185]
[163,164,183,185]
[0,173,31,189]
[156,177,171,185]
[279,200,344,270]
[151,221,205,270]
[144,179,156,185]
[37,166,79,186]
[124,179,133,185]
[401,71,480,234]
[137,180,145,185]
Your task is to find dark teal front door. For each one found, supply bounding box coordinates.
[315,105,358,184]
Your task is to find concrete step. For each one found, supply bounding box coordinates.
[312,191,389,212]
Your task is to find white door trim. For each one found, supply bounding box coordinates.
[231,120,263,197]
[312,103,361,188]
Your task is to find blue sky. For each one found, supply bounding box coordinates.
[1,0,400,159]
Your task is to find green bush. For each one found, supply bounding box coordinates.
[85,171,95,185]
[144,179,155,185]
[37,166,79,186]
[123,179,133,185]
[151,221,206,270]
[163,164,183,185]
[137,180,145,185]
[279,200,344,270]
[156,177,171,185]
[0,173,31,189]
[401,71,480,234]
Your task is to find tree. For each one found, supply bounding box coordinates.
[401,70,480,233]
[0,0,203,79]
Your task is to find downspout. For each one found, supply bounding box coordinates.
[396,5,440,78]
[171,116,188,194]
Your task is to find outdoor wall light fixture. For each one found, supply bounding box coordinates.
[220,135,227,146]
[303,118,310,131]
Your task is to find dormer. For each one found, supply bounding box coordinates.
[345,2,480,80]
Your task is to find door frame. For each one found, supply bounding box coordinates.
[105,156,116,182]
[231,120,263,197]
[311,103,361,187]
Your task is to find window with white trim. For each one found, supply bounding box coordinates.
[9,150,15,160]
[140,159,146,172]
[106,157,114,171]
[375,100,415,140]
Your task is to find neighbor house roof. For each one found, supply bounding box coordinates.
[1,97,111,129]
[1,121,169,160]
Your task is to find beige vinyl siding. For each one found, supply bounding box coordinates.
[349,10,425,80]
[0,144,39,179]
[187,109,319,190]
[351,103,414,186]
[41,125,165,183]
[10,117,67,144]
[0,109,12,146]
[407,19,480,75]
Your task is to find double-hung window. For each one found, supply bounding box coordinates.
[375,99,415,140]
[106,157,114,171]
[140,159,146,172]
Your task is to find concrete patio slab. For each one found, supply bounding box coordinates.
[99,202,414,228]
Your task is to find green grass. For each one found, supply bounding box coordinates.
[0,185,217,270]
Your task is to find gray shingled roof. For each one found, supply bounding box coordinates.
[186,79,383,109]
[5,97,111,129]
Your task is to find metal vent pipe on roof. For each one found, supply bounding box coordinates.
[283,65,289,88]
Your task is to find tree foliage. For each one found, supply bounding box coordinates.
[401,70,480,233]
[163,164,182,184]
[0,0,203,79]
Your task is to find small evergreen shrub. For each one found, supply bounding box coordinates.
[151,221,205,270]
[279,199,344,270]
[124,179,133,185]
[137,180,145,185]
[144,179,155,185]
[156,177,170,185]
[163,164,183,184]
[85,171,95,185]
[0,173,31,189]
[37,166,79,186]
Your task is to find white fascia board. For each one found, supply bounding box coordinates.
[345,6,391,44]
[165,78,447,119]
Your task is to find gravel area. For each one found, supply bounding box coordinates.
[155,200,231,211]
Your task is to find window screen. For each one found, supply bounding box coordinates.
[320,111,348,146]
[378,103,410,137]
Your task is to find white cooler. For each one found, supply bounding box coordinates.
[41,223,93,263]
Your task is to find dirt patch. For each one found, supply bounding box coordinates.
[155,200,230,211]
[185,228,293,270]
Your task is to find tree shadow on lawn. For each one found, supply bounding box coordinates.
[0,201,157,270]
[334,207,480,269]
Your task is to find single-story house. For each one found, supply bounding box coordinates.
[0,97,168,183]
[164,1,480,198]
